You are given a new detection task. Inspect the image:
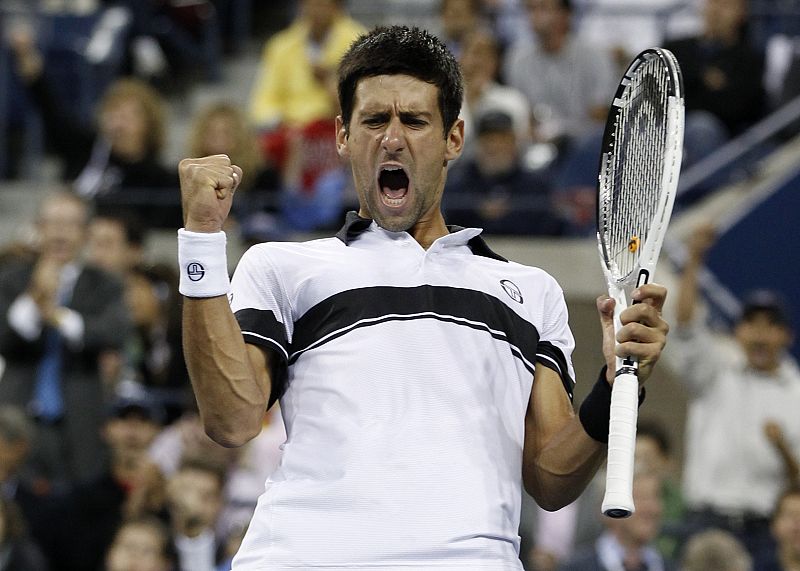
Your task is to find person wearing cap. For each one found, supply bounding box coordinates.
[668,222,800,559]
[37,391,166,571]
[443,109,565,236]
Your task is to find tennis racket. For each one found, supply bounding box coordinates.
[596,48,684,518]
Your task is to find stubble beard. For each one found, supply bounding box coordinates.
[362,188,426,233]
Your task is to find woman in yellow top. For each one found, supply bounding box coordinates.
[249,0,366,131]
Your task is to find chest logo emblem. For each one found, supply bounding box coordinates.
[500,280,523,304]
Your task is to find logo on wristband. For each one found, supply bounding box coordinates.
[187,262,205,282]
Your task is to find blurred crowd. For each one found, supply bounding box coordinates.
[0,0,799,570]
[2,0,795,240]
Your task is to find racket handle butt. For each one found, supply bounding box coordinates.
[601,372,639,519]
[602,498,633,519]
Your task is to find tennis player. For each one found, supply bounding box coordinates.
[177,26,669,571]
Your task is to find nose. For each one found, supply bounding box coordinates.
[381,118,405,154]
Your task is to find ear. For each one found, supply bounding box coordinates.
[335,115,349,158]
[444,117,465,163]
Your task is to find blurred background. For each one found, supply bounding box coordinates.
[1,1,799,570]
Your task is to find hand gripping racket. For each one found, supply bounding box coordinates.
[596,48,684,518]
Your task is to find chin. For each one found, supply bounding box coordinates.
[374,214,415,233]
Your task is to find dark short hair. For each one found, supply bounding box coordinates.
[740,289,791,328]
[526,0,572,12]
[94,209,146,248]
[476,110,514,135]
[337,25,463,137]
[178,456,227,490]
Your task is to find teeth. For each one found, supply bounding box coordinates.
[383,196,404,206]
[382,165,403,171]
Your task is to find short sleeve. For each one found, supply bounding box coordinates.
[230,245,293,404]
[535,281,576,401]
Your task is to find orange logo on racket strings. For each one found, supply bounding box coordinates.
[628,236,640,253]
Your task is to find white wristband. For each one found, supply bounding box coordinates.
[178,229,230,297]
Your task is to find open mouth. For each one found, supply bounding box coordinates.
[378,165,410,207]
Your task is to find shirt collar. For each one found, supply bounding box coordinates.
[335,211,507,262]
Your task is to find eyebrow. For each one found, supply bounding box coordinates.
[359,109,434,125]
[399,110,432,121]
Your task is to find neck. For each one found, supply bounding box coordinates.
[111,451,143,483]
[540,30,567,53]
[409,215,449,250]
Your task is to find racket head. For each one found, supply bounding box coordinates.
[596,48,684,292]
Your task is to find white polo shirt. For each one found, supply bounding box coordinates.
[229,213,576,571]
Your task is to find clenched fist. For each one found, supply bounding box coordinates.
[179,154,243,233]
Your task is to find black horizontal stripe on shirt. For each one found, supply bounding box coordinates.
[288,285,541,374]
[235,308,289,358]
[536,340,575,401]
[235,308,289,407]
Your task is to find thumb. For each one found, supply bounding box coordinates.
[597,294,617,377]
[232,165,243,193]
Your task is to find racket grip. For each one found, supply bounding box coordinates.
[601,371,639,518]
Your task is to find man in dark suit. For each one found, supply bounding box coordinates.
[0,191,131,488]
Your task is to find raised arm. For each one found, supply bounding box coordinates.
[675,223,716,327]
[179,155,272,447]
[523,284,669,510]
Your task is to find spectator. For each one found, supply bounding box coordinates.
[217,406,285,538]
[86,212,146,277]
[681,529,752,571]
[459,29,532,159]
[166,458,227,571]
[7,28,180,228]
[668,222,800,558]
[278,128,352,233]
[635,419,686,561]
[0,406,35,498]
[444,109,564,235]
[663,0,766,167]
[754,487,800,570]
[502,0,617,235]
[187,102,283,242]
[436,0,485,60]
[188,102,280,196]
[503,0,616,146]
[122,264,188,420]
[0,405,54,559]
[477,0,528,49]
[248,0,364,219]
[0,495,49,571]
[557,473,671,571]
[148,407,285,541]
[85,213,188,420]
[43,392,166,571]
[248,0,364,132]
[111,0,222,85]
[104,515,174,571]
[523,422,682,571]
[0,191,131,487]
[577,0,668,72]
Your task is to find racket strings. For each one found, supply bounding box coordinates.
[601,55,673,281]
